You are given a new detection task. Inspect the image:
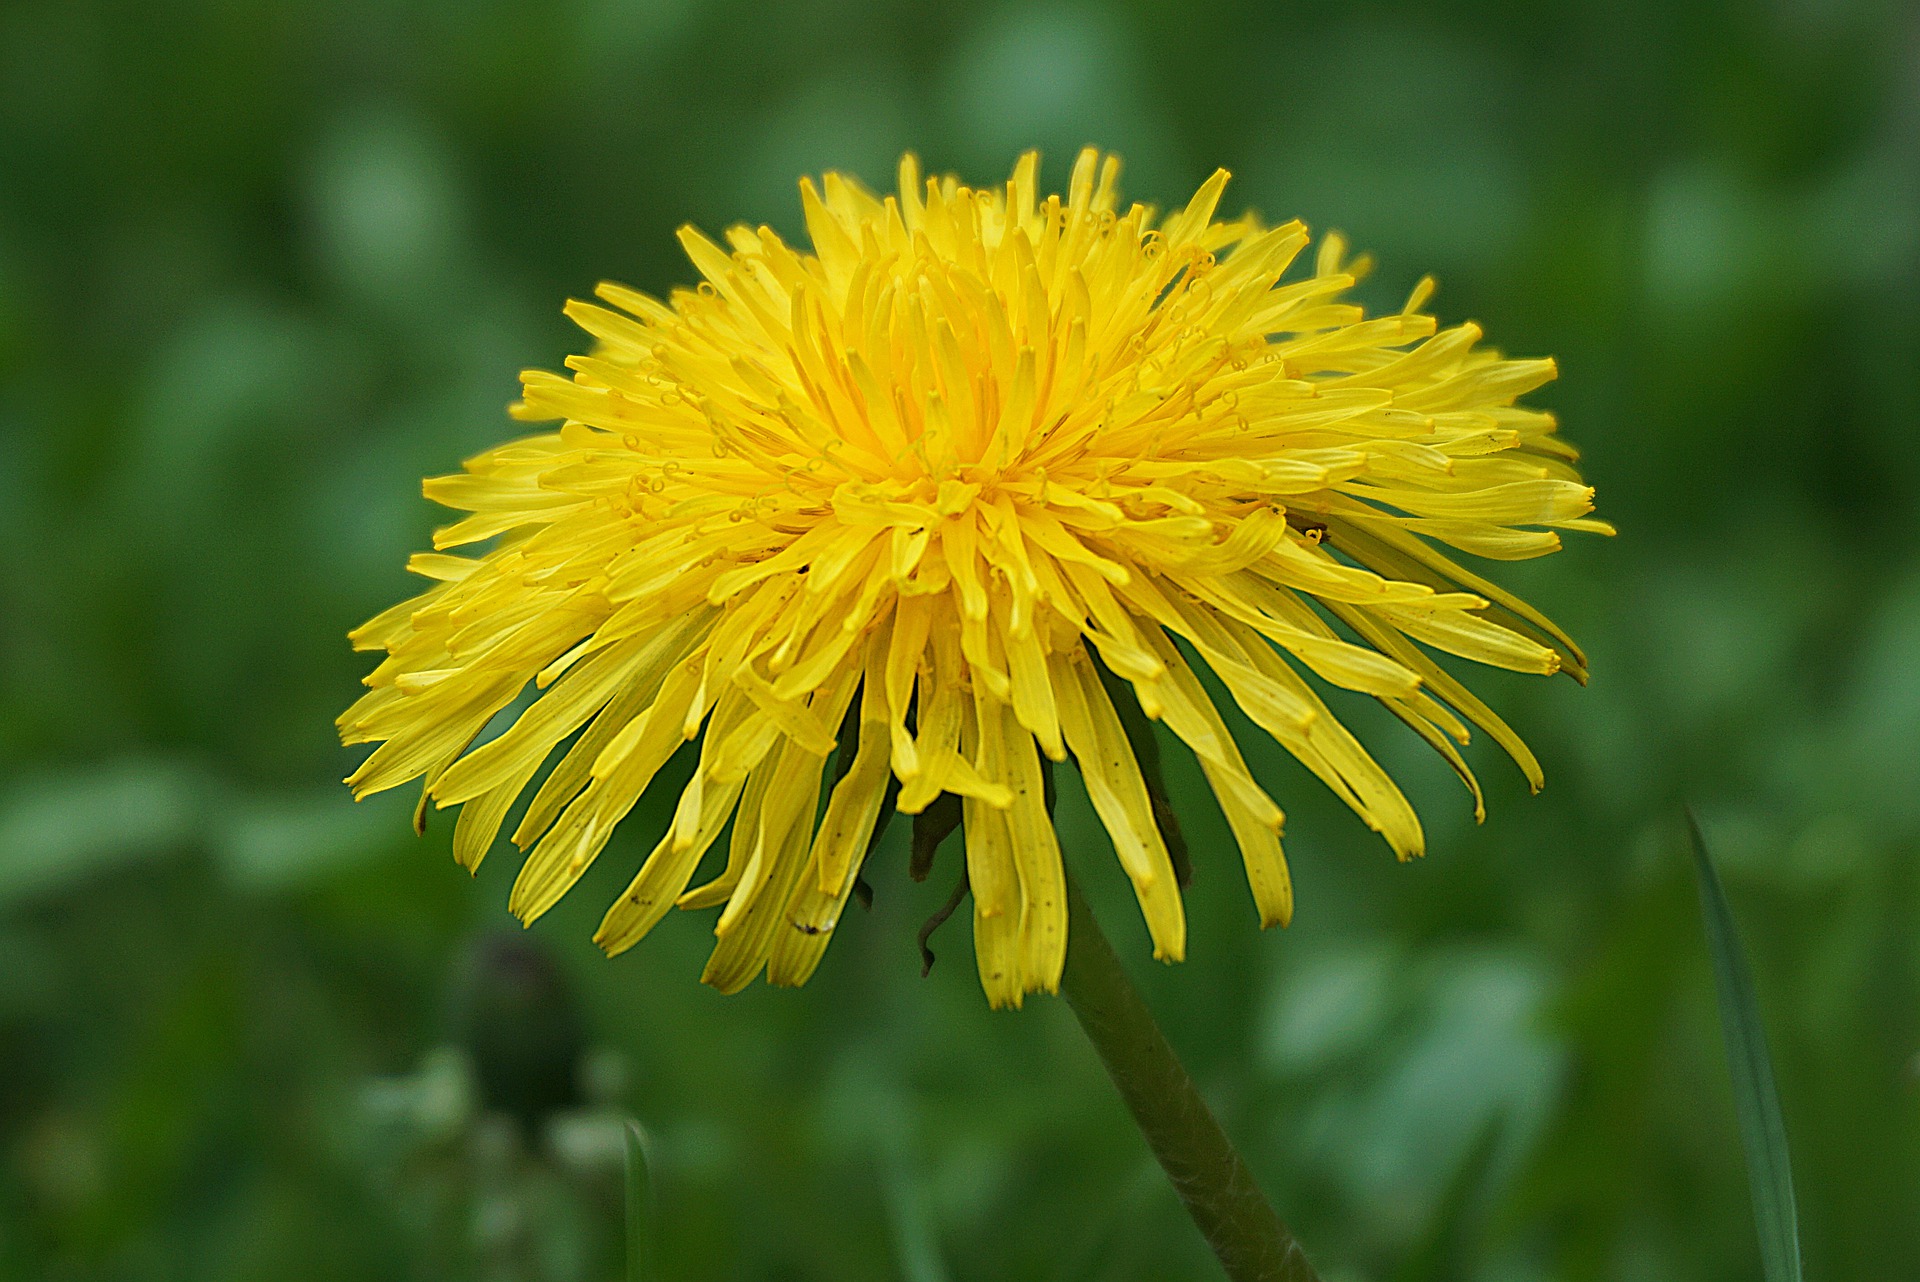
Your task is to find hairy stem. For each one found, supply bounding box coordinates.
[1058,875,1319,1282]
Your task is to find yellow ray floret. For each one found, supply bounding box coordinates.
[339,148,1607,1008]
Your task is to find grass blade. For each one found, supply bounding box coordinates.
[623,1119,656,1282]
[1686,810,1803,1282]
[877,1120,950,1282]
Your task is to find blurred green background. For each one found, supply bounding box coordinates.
[3,0,1917,1278]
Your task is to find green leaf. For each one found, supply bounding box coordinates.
[623,1118,656,1282]
[1686,810,1803,1282]
[1391,1111,1506,1282]
[0,759,203,909]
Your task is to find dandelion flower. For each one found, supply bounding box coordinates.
[339,149,1607,1008]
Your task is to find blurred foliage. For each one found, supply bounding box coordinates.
[2,0,1918,1279]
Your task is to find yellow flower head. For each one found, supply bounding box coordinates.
[340,149,1606,1008]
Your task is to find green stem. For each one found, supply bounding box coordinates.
[1059,875,1319,1282]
